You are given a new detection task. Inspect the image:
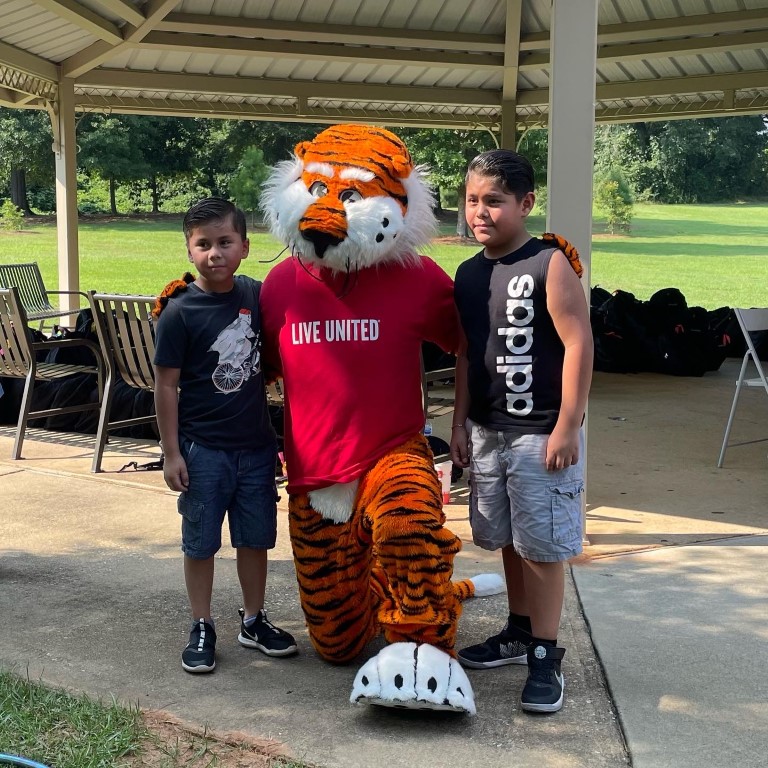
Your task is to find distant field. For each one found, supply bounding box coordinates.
[1,203,766,309]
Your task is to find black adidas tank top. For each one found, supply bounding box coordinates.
[454,237,564,434]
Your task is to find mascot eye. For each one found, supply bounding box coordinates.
[309,181,328,198]
[339,189,363,204]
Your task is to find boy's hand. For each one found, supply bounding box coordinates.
[163,452,189,492]
[545,424,580,472]
[450,425,470,468]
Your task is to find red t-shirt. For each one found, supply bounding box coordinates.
[260,255,459,493]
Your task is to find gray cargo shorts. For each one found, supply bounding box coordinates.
[467,419,584,562]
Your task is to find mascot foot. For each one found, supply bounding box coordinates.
[350,642,476,715]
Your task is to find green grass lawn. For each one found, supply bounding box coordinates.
[0,668,307,767]
[1,202,767,309]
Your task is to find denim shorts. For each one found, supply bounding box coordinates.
[467,419,584,562]
[177,437,279,559]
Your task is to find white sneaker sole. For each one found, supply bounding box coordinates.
[521,673,565,713]
[458,653,528,669]
[238,632,298,656]
[182,659,215,673]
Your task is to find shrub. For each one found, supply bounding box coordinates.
[594,169,634,233]
[0,199,25,230]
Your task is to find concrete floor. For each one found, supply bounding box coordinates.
[1,359,766,767]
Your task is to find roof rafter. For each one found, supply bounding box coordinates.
[0,39,59,82]
[519,7,768,51]
[521,29,768,69]
[89,0,145,27]
[140,31,502,69]
[78,69,501,106]
[598,96,768,123]
[74,92,501,130]
[62,0,177,79]
[33,0,123,44]
[157,13,505,53]
[517,69,768,106]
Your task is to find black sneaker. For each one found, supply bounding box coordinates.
[238,608,298,657]
[182,618,216,674]
[521,643,566,713]
[457,619,532,669]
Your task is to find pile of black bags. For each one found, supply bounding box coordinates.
[589,286,750,376]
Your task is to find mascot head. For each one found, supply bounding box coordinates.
[261,124,436,273]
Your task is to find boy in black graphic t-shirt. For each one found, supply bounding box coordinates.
[154,198,297,674]
[450,151,593,713]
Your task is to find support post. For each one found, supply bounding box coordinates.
[50,77,80,315]
[499,0,522,148]
[546,0,599,542]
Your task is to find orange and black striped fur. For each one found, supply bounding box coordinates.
[152,271,195,318]
[289,434,475,664]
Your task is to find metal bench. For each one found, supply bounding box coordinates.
[87,292,158,473]
[0,262,84,328]
[0,286,104,460]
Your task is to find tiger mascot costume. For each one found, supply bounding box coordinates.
[259,124,504,715]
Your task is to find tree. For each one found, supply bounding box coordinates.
[128,116,198,212]
[400,128,496,236]
[229,146,270,224]
[78,114,149,214]
[225,121,322,165]
[593,116,768,203]
[0,108,54,214]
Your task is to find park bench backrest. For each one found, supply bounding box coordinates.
[0,262,56,319]
[0,285,35,377]
[88,293,156,391]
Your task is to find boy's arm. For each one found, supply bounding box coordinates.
[153,365,188,492]
[546,250,594,471]
[449,327,471,468]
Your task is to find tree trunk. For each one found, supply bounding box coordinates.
[433,185,443,214]
[109,177,118,215]
[150,176,160,213]
[455,182,469,238]
[10,167,32,215]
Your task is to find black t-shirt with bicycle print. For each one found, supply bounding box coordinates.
[153,275,275,451]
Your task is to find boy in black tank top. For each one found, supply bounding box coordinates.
[450,150,593,713]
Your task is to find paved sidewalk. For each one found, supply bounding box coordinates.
[0,429,625,768]
[2,362,767,767]
[573,536,768,768]
[573,363,768,768]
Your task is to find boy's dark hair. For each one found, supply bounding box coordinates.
[183,197,247,241]
[465,150,535,200]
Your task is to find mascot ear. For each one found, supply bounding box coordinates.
[391,151,412,179]
[295,140,312,160]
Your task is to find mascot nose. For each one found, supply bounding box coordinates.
[301,229,343,259]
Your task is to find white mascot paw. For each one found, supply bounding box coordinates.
[350,642,476,715]
[470,573,506,597]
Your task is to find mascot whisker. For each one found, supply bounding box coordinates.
[259,124,504,715]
